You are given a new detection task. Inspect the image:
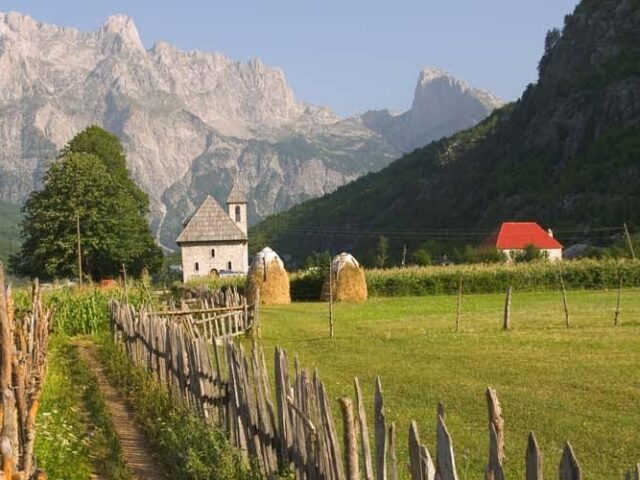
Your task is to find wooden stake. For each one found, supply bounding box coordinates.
[374,378,387,480]
[623,222,636,260]
[502,286,512,331]
[354,377,374,480]
[76,212,83,286]
[329,259,334,339]
[456,276,463,333]
[401,245,407,269]
[339,396,359,480]
[560,274,570,328]
[121,263,128,300]
[614,276,623,326]
[388,423,398,480]
[525,432,543,480]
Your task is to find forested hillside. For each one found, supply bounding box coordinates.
[0,200,21,265]
[251,0,640,266]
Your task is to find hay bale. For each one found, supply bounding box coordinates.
[247,247,291,305]
[321,252,368,302]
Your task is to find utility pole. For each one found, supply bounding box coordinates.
[76,212,83,286]
[623,223,636,260]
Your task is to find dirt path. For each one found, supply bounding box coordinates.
[76,342,167,480]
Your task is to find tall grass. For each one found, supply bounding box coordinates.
[45,288,111,335]
[289,258,640,299]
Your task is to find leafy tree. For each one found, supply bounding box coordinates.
[514,244,545,263]
[304,250,332,272]
[11,127,162,280]
[375,236,389,268]
[59,125,149,213]
[412,248,432,266]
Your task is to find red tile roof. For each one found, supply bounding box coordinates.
[494,222,563,249]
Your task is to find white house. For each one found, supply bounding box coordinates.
[492,222,563,261]
[177,185,248,282]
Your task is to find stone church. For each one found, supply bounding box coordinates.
[176,184,248,282]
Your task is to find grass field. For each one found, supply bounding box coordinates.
[258,288,640,480]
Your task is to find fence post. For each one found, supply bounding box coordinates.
[329,259,335,339]
[456,277,463,333]
[559,442,581,480]
[388,423,398,480]
[614,276,623,326]
[526,432,543,480]
[485,388,504,464]
[339,396,360,480]
[355,377,374,480]
[503,286,512,331]
[436,413,459,480]
[559,274,570,328]
[374,377,387,480]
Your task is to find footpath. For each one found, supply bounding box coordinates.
[76,342,168,480]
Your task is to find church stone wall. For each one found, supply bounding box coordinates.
[181,241,249,282]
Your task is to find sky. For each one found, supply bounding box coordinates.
[2,0,580,117]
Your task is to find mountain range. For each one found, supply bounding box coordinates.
[0,10,502,257]
[252,0,640,266]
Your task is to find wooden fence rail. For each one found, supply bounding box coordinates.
[109,300,639,480]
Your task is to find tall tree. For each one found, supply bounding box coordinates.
[10,127,162,280]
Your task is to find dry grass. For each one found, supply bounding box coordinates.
[322,254,368,302]
[247,258,291,305]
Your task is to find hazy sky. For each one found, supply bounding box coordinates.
[3,0,580,116]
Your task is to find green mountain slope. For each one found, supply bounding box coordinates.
[251,0,640,266]
[0,200,22,265]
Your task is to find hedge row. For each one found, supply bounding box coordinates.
[289,259,640,300]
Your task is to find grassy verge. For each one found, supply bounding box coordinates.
[257,289,640,480]
[94,334,263,480]
[35,336,130,479]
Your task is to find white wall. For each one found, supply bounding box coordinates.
[502,248,563,262]
[181,241,249,282]
[228,203,247,235]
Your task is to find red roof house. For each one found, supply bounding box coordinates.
[492,222,563,260]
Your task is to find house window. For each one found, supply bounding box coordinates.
[235,205,241,222]
[211,248,215,258]
[227,261,232,270]
[195,262,199,272]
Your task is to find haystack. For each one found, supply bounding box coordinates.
[247,247,291,305]
[321,252,368,302]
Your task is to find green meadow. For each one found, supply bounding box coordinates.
[258,289,640,480]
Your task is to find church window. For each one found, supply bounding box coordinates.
[235,205,241,222]
[211,248,216,258]
[227,261,232,270]
[195,262,199,272]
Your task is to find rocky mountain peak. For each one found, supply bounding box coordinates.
[99,14,143,54]
[360,68,503,152]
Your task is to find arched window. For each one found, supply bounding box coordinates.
[235,205,241,222]
[211,248,216,258]
[195,262,199,272]
[227,261,232,270]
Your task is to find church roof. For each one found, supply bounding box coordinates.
[176,196,247,244]
[226,183,248,204]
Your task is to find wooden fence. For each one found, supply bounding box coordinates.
[160,286,258,344]
[109,300,639,480]
[0,266,52,480]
